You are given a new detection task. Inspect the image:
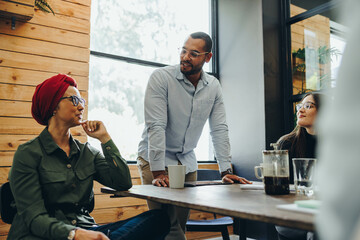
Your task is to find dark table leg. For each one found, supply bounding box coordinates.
[238,219,247,240]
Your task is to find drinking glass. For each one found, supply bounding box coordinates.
[292,158,317,196]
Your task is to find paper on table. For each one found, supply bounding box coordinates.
[240,181,264,190]
[240,182,295,191]
[241,182,296,192]
[277,203,319,214]
[295,199,321,209]
[184,180,231,187]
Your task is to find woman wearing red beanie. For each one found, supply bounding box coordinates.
[8,74,170,240]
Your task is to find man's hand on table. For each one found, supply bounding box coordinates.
[152,170,169,187]
[222,174,252,184]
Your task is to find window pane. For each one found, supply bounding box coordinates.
[330,32,346,84]
[88,56,154,160]
[195,120,214,161]
[290,13,345,95]
[88,55,213,161]
[90,0,211,71]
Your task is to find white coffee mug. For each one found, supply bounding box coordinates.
[168,165,186,189]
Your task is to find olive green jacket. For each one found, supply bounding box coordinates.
[8,128,132,239]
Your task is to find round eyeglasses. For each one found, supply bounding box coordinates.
[60,95,86,106]
[179,47,210,59]
[296,102,316,111]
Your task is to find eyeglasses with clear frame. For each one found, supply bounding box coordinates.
[296,102,316,111]
[60,95,86,107]
[179,47,210,59]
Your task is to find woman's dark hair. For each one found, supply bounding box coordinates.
[190,32,213,53]
[277,92,323,157]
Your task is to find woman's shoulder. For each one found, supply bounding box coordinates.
[277,134,296,150]
[13,137,43,165]
[16,136,41,152]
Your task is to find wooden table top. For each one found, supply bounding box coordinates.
[101,183,315,231]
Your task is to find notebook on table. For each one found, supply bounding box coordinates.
[184,180,232,187]
[277,200,321,215]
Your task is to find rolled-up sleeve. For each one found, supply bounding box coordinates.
[144,71,168,171]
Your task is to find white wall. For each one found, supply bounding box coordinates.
[218,0,265,180]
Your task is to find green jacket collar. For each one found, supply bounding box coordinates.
[39,127,80,156]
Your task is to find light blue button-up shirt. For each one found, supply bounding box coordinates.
[138,65,232,174]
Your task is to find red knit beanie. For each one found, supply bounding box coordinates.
[31,74,77,125]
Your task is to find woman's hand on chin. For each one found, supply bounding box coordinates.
[81,120,111,144]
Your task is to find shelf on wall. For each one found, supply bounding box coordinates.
[0,0,34,24]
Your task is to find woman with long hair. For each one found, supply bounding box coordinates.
[277,92,322,183]
[276,92,323,240]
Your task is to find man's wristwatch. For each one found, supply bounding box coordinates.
[68,228,77,240]
[221,168,233,178]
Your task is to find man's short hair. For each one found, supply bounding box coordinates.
[190,32,213,53]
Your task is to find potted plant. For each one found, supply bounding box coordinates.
[292,46,341,94]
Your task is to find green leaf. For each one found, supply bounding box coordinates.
[35,0,55,15]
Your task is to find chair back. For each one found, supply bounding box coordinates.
[0,182,16,224]
[197,169,221,181]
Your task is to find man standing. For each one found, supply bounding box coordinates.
[137,32,251,239]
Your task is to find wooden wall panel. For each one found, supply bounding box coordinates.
[92,205,149,224]
[0,100,32,117]
[0,134,39,151]
[94,195,146,209]
[0,135,87,151]
[0,50,89,76]
[0,152,16,167]
[65,0,91,7]
[29,10,90,33]
[0,67,89,90]
[51,0,90,20]
[0,34,89,62]
[0,83,88,102]
[0,118,86,135]
[0,20,89,48]
[0,224,10,238]
[0,167,10,183]
[0,83,35,101]
[0,99,88,118]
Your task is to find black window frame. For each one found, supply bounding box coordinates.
[281,0,342,134]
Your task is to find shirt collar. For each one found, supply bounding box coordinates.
[39,127,80,155]
[175,64,209,85]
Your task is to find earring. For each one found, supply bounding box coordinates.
[53,112,56,116]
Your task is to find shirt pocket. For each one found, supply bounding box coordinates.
[39,171,67,202]
[196,99,215,120]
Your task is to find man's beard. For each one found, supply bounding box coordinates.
[180,61,204,76]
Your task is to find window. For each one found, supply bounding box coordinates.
[89,0,217,161]
[283,0,346,129]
